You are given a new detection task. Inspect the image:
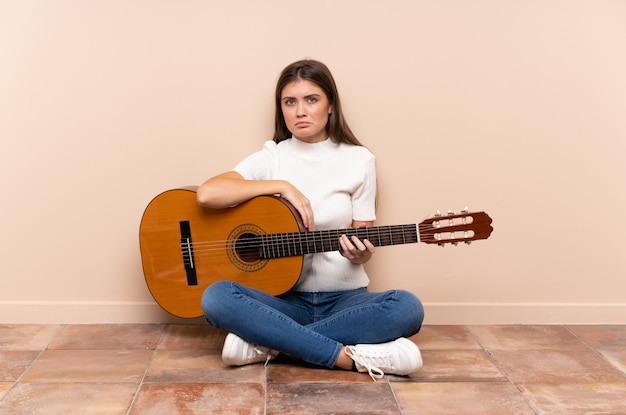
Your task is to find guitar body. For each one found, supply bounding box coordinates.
[139,188,304,318]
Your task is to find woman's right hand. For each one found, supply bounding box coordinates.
[279,184,315,231]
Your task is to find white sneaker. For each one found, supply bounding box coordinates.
[345,338,423,381]
[222,333,278,366]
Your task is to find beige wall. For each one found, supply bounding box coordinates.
[1,0,625,324]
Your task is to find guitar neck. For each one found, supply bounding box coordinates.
[260,224,419,259]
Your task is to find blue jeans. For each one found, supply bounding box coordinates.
[201,281,424,368]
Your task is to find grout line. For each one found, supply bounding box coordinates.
[263,362,268,415]
[124,323,168,415]
[564,324,626,378]
[465,324,541,415]
[3,324,66,401]
[385,376,404,415]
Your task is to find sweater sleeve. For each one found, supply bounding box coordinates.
[351,151,377,222]
[232,140,277,180]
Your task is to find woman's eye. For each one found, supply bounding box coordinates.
[307,97,318,103]
[284,99,295,106]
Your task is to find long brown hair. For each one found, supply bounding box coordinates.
[273,60,362,146]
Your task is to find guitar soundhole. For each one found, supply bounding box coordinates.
[227,224,269,272]
[236,233,261,262]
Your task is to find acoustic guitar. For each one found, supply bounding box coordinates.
[139,187,493,318]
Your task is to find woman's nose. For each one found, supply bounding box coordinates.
[296,102,306,116]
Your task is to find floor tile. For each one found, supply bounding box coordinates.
[393,382,535,415]
[158,323,225,351]
[267,359,372,383]
[569,325,626,349]
[0,324,63,350]
[411,325,481,350]
[48,324,165,350]
[469,325,588,350]
[569,326,626,376]
[405,350,506,382]
[0,382,13,399]
[518,381,626,415]
[0,350,40,381]
[21,349,153,383]
[145,349,266,384]
[129,383,264,415]
[0,382,137,415]
[267,382,400,414]
[488,349,626,383]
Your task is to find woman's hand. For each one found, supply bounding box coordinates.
[339,222,376,264]
[279,185,315,231]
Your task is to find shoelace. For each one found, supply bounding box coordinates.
[251,346,275,367]
[260,349,273,367]
[345,346,385,382]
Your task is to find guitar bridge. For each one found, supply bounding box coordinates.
[179,221,198,286]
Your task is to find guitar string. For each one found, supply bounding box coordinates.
[177,224,469,257]
[174,228,477,265]
[182,224,435,250]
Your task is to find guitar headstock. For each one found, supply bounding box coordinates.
[419,209,493,246]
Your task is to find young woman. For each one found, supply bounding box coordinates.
[198,59,424,380]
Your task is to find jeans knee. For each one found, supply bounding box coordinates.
[201,280,233,325]
[396,290,424,335]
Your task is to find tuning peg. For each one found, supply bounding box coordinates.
[465,241,472,245]
[447,210,455,216]
[435,210,442,217]
[461,207,469,214]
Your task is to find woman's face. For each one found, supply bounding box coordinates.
[280,79,332,143]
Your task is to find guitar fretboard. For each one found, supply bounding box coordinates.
[259,224,419,259]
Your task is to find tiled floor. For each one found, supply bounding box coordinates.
[1,324,625,414]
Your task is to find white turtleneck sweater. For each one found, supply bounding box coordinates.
[233,137,377,292]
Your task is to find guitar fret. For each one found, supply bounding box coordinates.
[289,232,297,256]
[377,226,387,246]
[272,235,278,258]
[286,233,291,256]
[287,233,292,256]
[302,233,310,254]
[391,226,402,245]
[280,233,286,257]
[325,230,332,252]
[298,232,304,255]
[264,234,270,259]
[391,225,399,245]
